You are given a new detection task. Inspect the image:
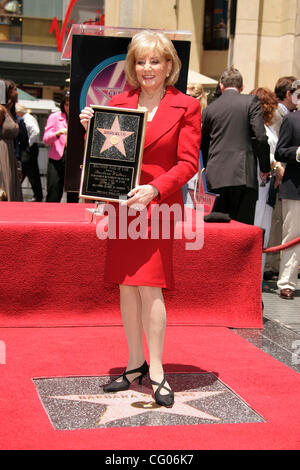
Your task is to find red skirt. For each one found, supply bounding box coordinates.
[104,210,175,289]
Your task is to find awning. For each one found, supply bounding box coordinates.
[17,88,37,101]
[18,99,59,114]
[0,61,70,87]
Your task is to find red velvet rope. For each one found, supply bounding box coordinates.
[263,237,300,253]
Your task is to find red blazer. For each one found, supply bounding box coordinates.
[109,86,201,209]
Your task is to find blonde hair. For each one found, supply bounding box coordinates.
[125,30,182,89]
[187,83,208,110]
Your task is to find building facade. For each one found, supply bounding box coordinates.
[0,0,299,99]
[233,0,300,91]
[105,0,300,92]
[0,0,104,100]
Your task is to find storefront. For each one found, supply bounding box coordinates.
[0,0,105,99]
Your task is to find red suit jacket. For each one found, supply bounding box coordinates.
[109,86,201,210]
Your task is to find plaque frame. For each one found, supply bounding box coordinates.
[79,105,147,203]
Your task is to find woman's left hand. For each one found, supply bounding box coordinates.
[124,184,159,210]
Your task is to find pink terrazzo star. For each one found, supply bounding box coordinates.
[97,116,134,156]
[51,389,225,426]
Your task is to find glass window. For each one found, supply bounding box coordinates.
[22,17,59,46]
[203,0,229,51]
[62,0,105,25]
[0,0,105,47]
[0,0,22,42]
[23,0,62,19]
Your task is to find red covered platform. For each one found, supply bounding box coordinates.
[0,202,263,328]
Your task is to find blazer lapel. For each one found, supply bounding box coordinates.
[111,87,187,149]
[144,87,186,149]
[111,89,139,110]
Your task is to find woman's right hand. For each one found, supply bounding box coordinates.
[274,163,285,189]
[79,106,94,131]
[56,127,68,137]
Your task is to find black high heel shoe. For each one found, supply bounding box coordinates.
[150,376,174,408]
[103,361,149,392]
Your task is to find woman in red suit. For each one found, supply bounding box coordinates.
[80,30,201,407]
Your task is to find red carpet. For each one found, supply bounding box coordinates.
[0,325,299,450]
[0,202,263,329]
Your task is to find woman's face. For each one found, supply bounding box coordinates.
[135,49,172,93]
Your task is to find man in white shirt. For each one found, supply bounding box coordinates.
[16,103,43,201]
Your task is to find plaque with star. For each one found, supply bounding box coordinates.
[79,105,147,203]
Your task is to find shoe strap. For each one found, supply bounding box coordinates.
[124,361,147,377]
[120,372,130,385]
[150,376,171,394]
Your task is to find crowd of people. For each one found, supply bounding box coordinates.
[185,72,299,301]
[0,80,69,203]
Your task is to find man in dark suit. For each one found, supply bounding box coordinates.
[201,67,270,224]
[275,109,300,299]
[264,76,298,281]
[272,76,298,134]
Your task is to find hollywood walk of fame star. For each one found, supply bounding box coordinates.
[97,116,134,157]
[50,388,225,426]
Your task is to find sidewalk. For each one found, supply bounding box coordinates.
[263,278,300,334]
[233,278,300,374]
[22,176,67,203]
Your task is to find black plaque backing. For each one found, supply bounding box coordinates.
[65,33,191,193]
[80,105,147,202]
